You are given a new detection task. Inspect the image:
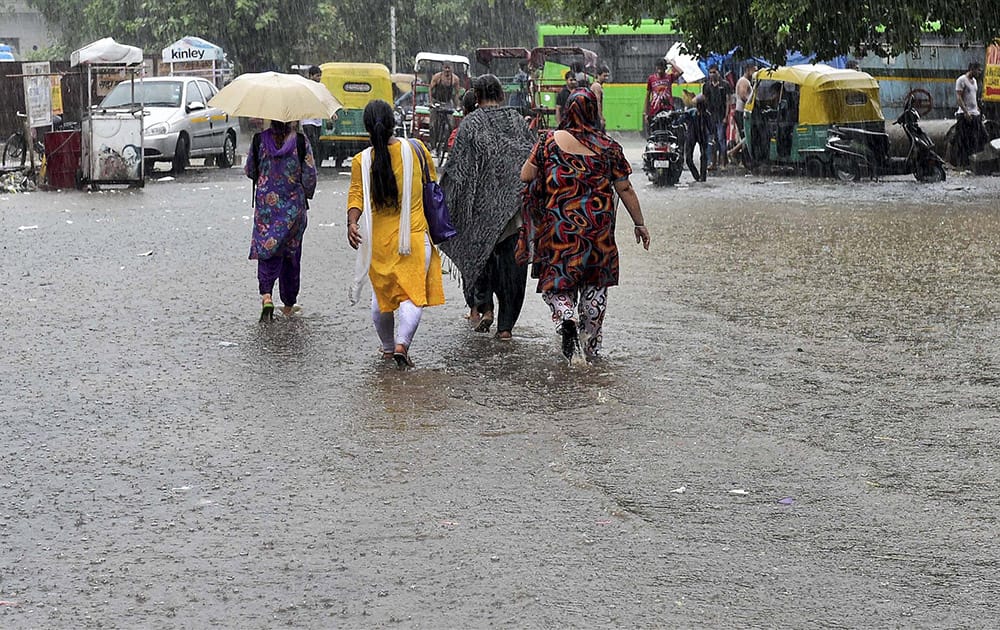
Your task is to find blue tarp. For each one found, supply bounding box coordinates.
[696,48,849,78]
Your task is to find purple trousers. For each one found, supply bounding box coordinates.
[257,249,301,306]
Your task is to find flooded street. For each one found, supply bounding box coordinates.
[4,145,1000,628]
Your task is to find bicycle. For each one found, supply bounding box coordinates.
[2,112,45,170]
[429,102,456,167]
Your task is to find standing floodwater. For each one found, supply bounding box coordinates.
[3,153,1000,627]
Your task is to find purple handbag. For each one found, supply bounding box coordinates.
[409,139,457,244]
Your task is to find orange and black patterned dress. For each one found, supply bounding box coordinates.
[528,131,632,293]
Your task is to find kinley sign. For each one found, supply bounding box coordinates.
[161,37,224,64]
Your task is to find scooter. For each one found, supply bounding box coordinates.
[825,95,945,183]
[642,109,686,186]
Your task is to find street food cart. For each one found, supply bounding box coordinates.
[161,36,231,88]
[70,37,145,189]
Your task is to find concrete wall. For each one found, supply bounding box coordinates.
[0,1,60,57]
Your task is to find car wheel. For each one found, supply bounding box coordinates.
[171,135,189,174]
[217,132,236,169]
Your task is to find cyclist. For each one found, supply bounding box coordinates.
[429,64,462,153]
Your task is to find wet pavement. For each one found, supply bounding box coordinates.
[3,144,1000,628]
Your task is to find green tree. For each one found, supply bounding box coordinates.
[26,0,540,72]
[528,0,1000,62]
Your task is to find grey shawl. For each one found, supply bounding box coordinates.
[439,106,536,292]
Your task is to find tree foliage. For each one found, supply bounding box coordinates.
[527,0,1000,62]
[25,0,539,72]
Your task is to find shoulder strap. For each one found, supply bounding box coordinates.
[297,132,306,164]
[250,132,262,179]
[408,138,430,183]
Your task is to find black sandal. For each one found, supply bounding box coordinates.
[393,349,415,370]
[559,320,578,360]
[474,313,494,333]
[260,300,274,322]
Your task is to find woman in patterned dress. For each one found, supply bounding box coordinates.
[519,89,650,361]
[346,100,445,369]
[246,120,317,321]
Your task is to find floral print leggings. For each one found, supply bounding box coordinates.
[542,286,608,358]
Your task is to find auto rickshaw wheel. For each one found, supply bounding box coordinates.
[833,156,861,182]
[805,156,825,178]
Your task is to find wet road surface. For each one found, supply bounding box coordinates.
[3,146,1000,627]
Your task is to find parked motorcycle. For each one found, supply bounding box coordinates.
[825,95,945,183]
[642,109,686,186]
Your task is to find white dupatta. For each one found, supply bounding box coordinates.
[350,140,416,304]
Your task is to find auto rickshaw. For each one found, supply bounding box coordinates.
[474,47,531,112]
[409,52,470,158]
[527,46,599,130]
[317,62,393,167]
[743,64,883,176]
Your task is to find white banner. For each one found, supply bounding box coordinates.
[23,62,52,128]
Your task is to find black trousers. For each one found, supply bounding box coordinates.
[302,124,321,163]
[467,233,528,333]
[955,115,986,167]
[686,132,708,182]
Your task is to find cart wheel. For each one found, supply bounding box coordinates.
[171,135,189,174]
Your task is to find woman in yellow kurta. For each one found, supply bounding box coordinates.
[347,100,445,369]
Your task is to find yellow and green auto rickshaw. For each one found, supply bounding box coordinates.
[744,64,883,176]
[317,62,393,167]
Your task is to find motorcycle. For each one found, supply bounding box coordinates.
[642,109,686,186]
[825,94,945,183]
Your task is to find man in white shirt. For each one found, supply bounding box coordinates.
[301,65,324,166]
[954,61,985,168]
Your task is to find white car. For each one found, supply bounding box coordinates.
[100,76,238,173]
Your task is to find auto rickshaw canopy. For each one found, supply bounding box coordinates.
[318,62,393,110]
[748,64,883,126]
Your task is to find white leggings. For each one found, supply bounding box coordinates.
[371,235,432,352]
[542,286,608,358]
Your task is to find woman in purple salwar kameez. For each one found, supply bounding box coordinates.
[245,120,318,321]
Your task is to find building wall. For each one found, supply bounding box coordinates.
[0,1,60,57]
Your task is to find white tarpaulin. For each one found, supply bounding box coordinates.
[161,37,225,63]
[71,38,143,67]
[665,42,704,83]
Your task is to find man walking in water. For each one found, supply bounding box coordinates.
[954,61,985,168]
[729,61,757,166]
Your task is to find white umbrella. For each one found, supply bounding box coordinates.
[208,71,342,122]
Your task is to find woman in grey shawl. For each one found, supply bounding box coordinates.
[440,74,537,339]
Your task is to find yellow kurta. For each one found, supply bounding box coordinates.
[348,140,445,312]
